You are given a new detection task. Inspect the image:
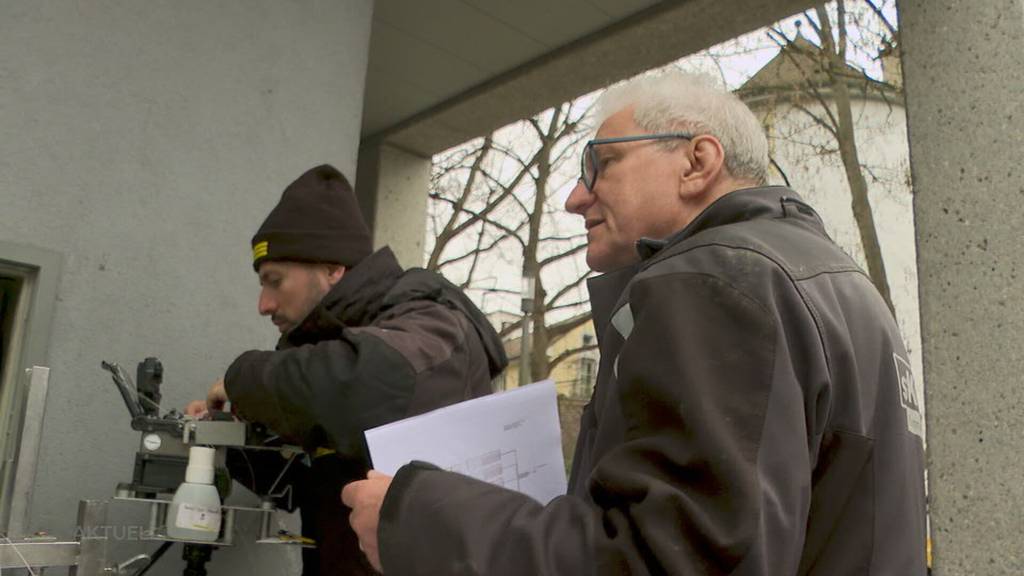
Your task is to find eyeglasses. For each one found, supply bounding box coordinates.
[579,132,695,191]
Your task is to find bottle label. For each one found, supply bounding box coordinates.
[175,503,222,532]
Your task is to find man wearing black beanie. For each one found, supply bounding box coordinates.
[186,164,508,575]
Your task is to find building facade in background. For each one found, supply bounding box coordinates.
[492,312,598,401]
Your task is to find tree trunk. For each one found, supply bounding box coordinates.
[816,4,895,315]
[525,137,552,381]
[531,282,551,380]
[832,82,895,315]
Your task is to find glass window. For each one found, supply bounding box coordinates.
[576,357,597,398]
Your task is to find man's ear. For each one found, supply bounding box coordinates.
[678,135,726,198]
[326,264,346,286]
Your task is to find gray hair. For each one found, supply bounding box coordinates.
[594,71,769,184]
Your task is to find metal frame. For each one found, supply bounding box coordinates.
[0,540,80,570]
[113,496,255,547]
[0,500,106,572]
[6,366,49,537]
[0,497,298,573]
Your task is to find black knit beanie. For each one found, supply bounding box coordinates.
[251,164,373,271]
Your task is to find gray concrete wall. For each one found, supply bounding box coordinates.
[355,143,432,268]
[899,0,1024,573]
[0,1,373,574]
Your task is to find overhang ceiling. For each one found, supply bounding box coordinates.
[361,0,816,157]
[361,0,661,140]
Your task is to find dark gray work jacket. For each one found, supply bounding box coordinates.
[224,247,506,576]
[378,187,928,575]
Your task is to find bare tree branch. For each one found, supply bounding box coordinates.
[550,129,590,168]
[545,300,591,313]
[459,222,490,290]
[545,269,593,307]
[470,287,521,297]
[792,101,840,137]
[546,312,593,342]
[488,142,538,172]
[766,26,842,133]
[802,9,823,39]
[427,136,493,270]
[438,234,513,270]
[864,0,899,40]
[429,195,529,248]
[538,242,588,268]
[426,99,594,381]
[549,342,599,373]
[541,233,588,243]
[836,1,849,63]
[448,148,542,237]
[498,319,524,339]
[527,116,546,141]
[702,48,732,86]
[554,102,589,141]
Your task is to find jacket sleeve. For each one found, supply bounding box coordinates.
[223,302,458,456]
[377,272,815,575]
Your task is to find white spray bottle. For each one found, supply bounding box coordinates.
[166,446,222,541]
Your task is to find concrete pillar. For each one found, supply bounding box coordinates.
[899,1,1024,573]
[355,142,432,268]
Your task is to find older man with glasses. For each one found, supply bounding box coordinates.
[343,72,928,576]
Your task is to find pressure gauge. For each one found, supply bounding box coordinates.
[143,433,162,451]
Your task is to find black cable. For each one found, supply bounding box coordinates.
[133,541,174,576]
[267,452,299,496]
[239,448,259,490]
[770,155,792,188]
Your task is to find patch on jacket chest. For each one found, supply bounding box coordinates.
[610,304,634,379]
[610,304,634,340]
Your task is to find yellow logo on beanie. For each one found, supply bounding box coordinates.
[252,241,269,262]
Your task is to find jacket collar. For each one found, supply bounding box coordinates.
[586,186,824,334]
[636,186,823,261]
[586,262,640,343]
[320,246,403,326]
[283,247,403,347]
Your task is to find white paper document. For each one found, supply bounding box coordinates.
[365,380,568,504]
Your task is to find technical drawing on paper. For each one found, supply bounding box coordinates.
[449,448,552,492]
[365,380,567,503]
[450,449,521,490]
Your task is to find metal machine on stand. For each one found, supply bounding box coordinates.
[0,358,309,575]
